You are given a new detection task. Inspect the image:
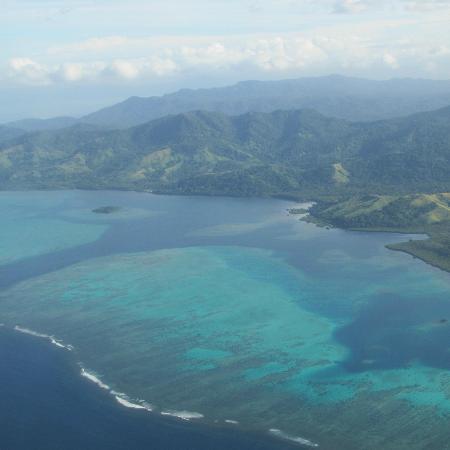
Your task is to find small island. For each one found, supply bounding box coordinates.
[287,207,309,215]
[92,206,121,214]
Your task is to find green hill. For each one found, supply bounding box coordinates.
[0,126,25,144]
[308,193,450,272]
[308,193,450,229]
[2,106,450,271]
[1,107,450,196]
[6,117,78,132]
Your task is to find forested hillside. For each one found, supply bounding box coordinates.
[1,107,450,196]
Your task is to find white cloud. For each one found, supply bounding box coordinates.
[110,60,141,79]
[4,0,450,87]
[8,57,51,85]
[383,53,399,69]
[6,29,450,86]
[59,62,107,81]
[6,55,179,85]
[5,37,329,84]
[1,0,449,121]
[245,37,327,71]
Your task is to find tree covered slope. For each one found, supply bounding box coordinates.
[1,107,450,196]
[307,193,450,272]
[6,117,78,132]
[0,126,25,144]
[308,193,450,230]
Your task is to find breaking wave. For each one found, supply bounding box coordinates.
[80,367,152,411]
[12,325,155,417]
[269,429,319,447]
[115,395,153,411]
[80,367,110,390]
[10,324,319,447]
[14,325,73,351]
[161,410,204,421]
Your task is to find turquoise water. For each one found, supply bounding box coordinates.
[1,191,450,450]
[0,191,107,264]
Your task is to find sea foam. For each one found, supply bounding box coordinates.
[14,326,73,351]
[80,368,153,412]
[161,410,204,421]
[269,429,319,447]
[80,367,110,390]
[115,395,153,411]
[13,326,157,417]
[225,419,239,425]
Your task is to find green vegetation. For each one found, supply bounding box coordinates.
[92,206,121,214]
[5,117,78,132]
[332,163,349,184]
[288,207,310,215]
[0,125,25,144]
[387,228,450,273]
[1,105,450,272]
[309,194,450,229]
[308,193,450,272]
[2,107,450,198]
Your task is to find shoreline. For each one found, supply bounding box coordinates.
[288,208,450,275]
[0,325,308,450]
[10,323,316,449]
[2,190,450,449]
[386,242,450,274]
[6,185,447,275]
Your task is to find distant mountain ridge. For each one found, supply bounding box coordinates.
[1,106,450,196]
[5,117,79,132]
[3,75,450,275]
[5,75,450,131]
[80,75,450,127]
[0,125,26,144]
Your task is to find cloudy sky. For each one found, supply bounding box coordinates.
[2,0,450,121]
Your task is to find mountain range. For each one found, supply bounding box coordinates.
[4,75,450,131]
[1,106,449,197]
[2,74,450,272]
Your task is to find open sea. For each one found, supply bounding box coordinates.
[1,190,450,450]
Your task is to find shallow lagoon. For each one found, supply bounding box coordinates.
[1,191,450,450]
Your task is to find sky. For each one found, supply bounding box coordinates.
[2,0,450,122]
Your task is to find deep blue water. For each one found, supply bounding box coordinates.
[337,292,450,372]
[0,323,297,450]
[1,191,450,450]
[0,192,303,450]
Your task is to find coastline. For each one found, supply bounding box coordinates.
[386,241,450,273]
[288,208,450,275]
[3,185,448,275]
[1,325,301,450]
[9,323,314,448]
[2,190,450,450]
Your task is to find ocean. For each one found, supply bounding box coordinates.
[0,190,449,450]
